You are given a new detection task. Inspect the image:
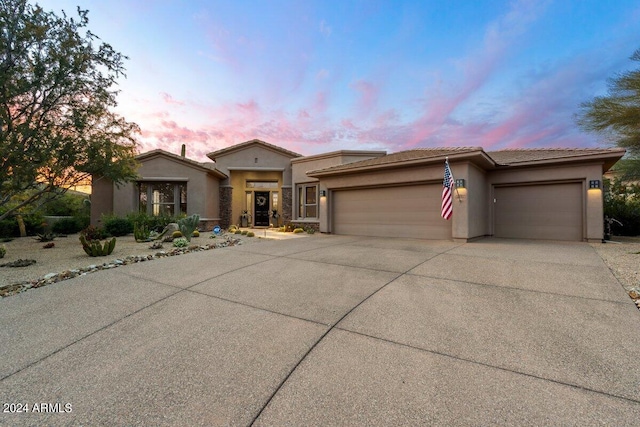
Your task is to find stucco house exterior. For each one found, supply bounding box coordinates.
[91,139,625,242]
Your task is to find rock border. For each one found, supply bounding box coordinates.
[0,236,243,298]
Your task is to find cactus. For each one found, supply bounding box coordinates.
[171,230,183,239]
[134,222,151,242]
[177,214,200,242]
[79,235,116,257]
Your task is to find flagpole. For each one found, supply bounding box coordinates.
[447,157,462,202]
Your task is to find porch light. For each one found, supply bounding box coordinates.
[320,190,327,197]
[589,180,601,189]
[455,179,466,188]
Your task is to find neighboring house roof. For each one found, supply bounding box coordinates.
[136,149,227,179]
[207,139,302,160]
[488,148,625,169]
[307,147,494,177]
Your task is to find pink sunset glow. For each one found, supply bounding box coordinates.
[39,0,640,161]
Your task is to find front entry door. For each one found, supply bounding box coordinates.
[254,191,270,226]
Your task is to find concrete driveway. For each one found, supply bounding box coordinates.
[1,236,639,426]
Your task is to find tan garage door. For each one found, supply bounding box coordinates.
[332,184,451,239]
[494,183,583,241]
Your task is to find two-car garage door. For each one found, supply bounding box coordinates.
[494,183,583,241]
[332,184,451,239]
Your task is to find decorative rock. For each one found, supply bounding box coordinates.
[43,273,57,280]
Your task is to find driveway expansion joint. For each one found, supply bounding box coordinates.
[333,328,640,406]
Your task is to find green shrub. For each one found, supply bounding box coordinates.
[134,222,151,242]
[604,179,640,236]
[102,216,133,237]
[0,244,6,258]
[172,237,188,248]
[81,225,106,241]
[0,219,18,237]
[51,217,83,234]
[42,193,90,216]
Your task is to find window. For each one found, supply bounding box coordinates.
[138,182,187,216]
[297,184,318,219]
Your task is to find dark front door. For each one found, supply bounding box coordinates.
[254,191,270,226]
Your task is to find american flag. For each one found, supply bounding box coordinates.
[441,159,454,220]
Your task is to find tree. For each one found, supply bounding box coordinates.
[578,48,640,179]
[0,0,139,222]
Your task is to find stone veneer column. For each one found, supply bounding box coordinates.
[219,186,233,229]
[282,187,292,224]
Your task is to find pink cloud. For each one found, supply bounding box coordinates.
[160,92,185,106]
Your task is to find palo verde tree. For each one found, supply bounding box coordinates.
[577,48,640,179]
[0,0,139,221]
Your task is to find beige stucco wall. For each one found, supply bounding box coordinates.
[110,156,220,221]
[214,146,295,186]
[90,176,114,226]
[292,151,386,231]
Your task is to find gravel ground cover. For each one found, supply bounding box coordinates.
[0,232,260,297]
[590,236,640,309]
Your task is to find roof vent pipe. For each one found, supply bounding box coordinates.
[181,144,186,157]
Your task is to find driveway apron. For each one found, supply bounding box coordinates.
[1,236,639,426]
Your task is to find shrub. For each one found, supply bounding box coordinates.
[102,216,133,237]
[81,225,106,241]
[0,219,18,237]
[0,245,5,258]
[42,193,90,216]
[134,222,151,242]
[51,217,83,234]
[172,237,188,248]
[171,230,183,239]
[604,179,640,236]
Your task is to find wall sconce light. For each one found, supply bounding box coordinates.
[455,179,466,188]
[320,190,327,197]
[589,180,601,189]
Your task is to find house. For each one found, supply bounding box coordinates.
[91,139,625,242]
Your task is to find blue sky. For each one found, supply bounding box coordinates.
[38,0,640,161]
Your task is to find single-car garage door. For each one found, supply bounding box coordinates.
[332,184,451,239]
[494,183,583,241]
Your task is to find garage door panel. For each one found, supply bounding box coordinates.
[333,185,451,239]
[494,183,583,241]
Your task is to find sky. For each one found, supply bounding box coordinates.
[38,0,640,162]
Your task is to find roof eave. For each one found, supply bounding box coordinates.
[308,149,495,177]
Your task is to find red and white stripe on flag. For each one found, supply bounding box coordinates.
[441,159,454,220]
